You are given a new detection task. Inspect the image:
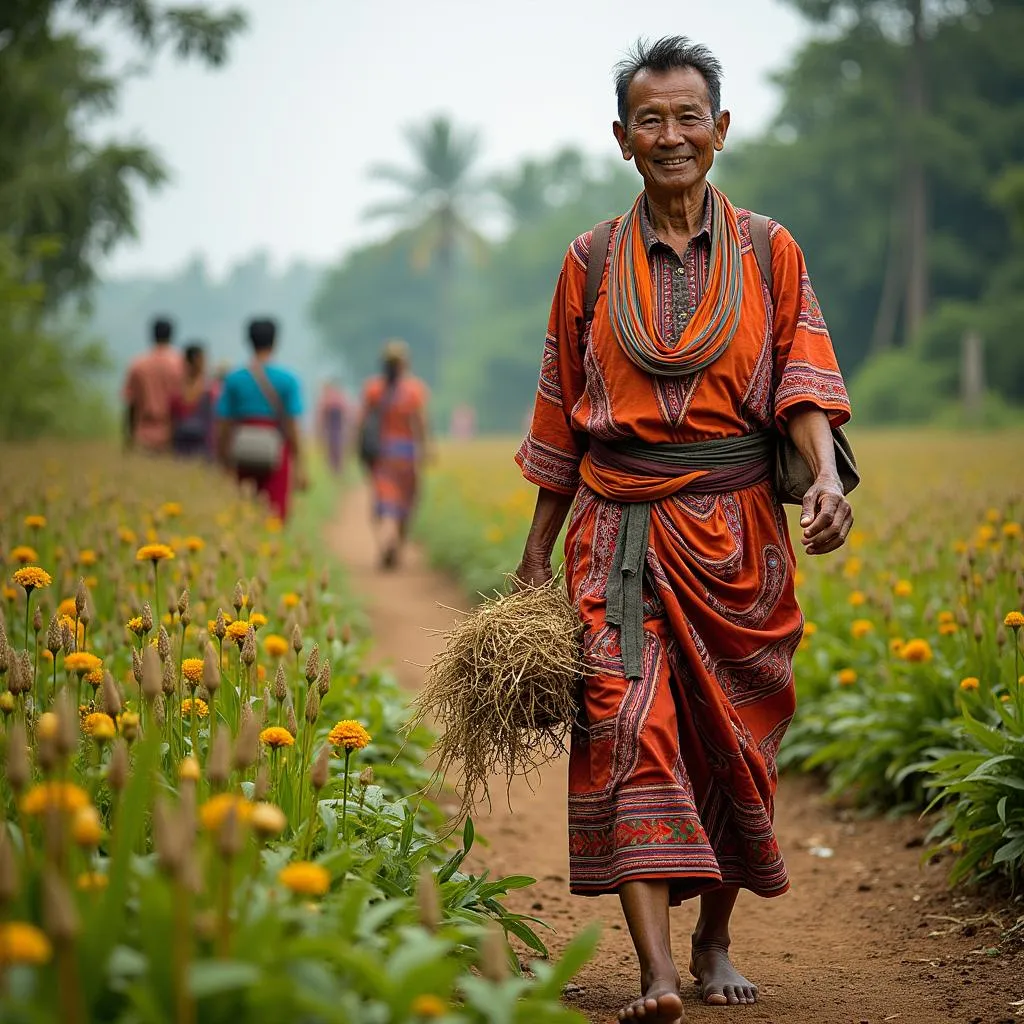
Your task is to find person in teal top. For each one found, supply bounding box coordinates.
[216,318,308,519]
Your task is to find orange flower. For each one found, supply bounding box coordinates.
[1004,611,1024,629]
[837,669,858,686]
[278,861,330,896]
[136,543,174,564]
[262,633,289,658]
[959,677,980,691]
[199,793,252,832]
[64,652,102,675]
[327,720,372,752]
[10,546,38,565]
[0,922,52,966]
[12,566,52,591]
[21,782,90,816]
[901,639,933,664]
[260,726,294,749]
[23,515,47,530]
[851,619,874,640]
[181,658,204,684]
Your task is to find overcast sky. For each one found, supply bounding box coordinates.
[94,0,809,279]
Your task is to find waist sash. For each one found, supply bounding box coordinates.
[593,430,775,681]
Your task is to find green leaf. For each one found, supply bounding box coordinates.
[187,960,261,999]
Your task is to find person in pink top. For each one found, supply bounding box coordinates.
[123,317,185,453]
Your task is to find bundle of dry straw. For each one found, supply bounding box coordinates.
[408,575,584,815]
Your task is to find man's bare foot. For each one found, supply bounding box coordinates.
[617,975,687,1022]
[689,941,758,1006]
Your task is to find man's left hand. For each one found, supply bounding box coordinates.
[799,474,853,555]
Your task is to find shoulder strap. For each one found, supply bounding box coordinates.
[748,212,774,296]
[248,361,287,430]
[584,220,614,325]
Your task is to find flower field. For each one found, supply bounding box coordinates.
[0,445,594,1023]
[416,431,1024,889]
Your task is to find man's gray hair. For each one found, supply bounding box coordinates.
[614,36,724,124]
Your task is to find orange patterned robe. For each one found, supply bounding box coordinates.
[516,203,850,903]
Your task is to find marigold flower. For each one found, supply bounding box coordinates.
[0,922,53,966]
[199,793,252,832]
[160,502,183,518]
[179,756,201,781]
[76,872,109,892]
[328,720,372,752]
[64,651,102,675]
[2,586,17,602]
[249,612,268,629]
[851,619,874,640]
[23,515,47,530]
[939,622,959,636]
[183,535,205,552]
[1003,522,1022,539]
[136,543,175,564]
[77,549,97,567]
[251,802,287,837]
[83,712,115,740]
[118,526,137,545]
[260,726,294,748]
[803,622,817,637]
[10,545,38,565]
[888,637,905,656]
[20,782,90,816]
[893,580,913,598]
[12,566,52,591]
[278,861,330,896]
[225,620,250,644]
[1004,611,1024,629]
[85,667,104,688]
[281,592,300,609]
[262,633,289,658]
[126,616,145,636]
[181,658,204,684]
[117,711,140,739]
[72,805,104,846]
[959,677,980,691]
[901,638,933,663]
[837,669,858,686]
[937,610,955,625]
[181,698,209,719]
[410,994,447,1018]
[848,590,866,607]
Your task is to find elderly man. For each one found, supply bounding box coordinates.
[514,37,853,1023]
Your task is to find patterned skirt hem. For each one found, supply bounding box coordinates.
[570,869,791,905]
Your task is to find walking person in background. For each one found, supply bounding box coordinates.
[316,378,351,477]
[357,340,429,569]
[171,342,215,459]
[216,318,308,521]
[123,316,185,454]
[514,37,853,1023]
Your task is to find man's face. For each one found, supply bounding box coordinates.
[613,67,730,193]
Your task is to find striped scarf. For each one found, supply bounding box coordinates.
[607,184,743,377]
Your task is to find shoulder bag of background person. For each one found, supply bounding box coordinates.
[229,363,286,476]
[582,215,860,507]
[358,383,397,468]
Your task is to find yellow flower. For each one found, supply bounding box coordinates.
[117,712,140,739]
[0,922,52,967]
[262,634,289,658]
[851,619,874,640]
[837,669,858,686]
[1004,611,1024,629]
[126,616,145,635]
[265,516,283,533]
[78,549,97,567]
[12,566,52,591]
[2,586,17,602]
[76,872,109,892]
[848,590,866,607]
[410,994,448,1018]
[893,580,913,598]
[1002,522,1021,539]
[1001,694,1012,703]
[83,712,115,740]
[257,665,266,683]
[328,720,372,752]
[278,861,330,896]
[10,545,38,565]
[160,502,183,518]
[84,575,98,590]
[64,651,102,675]
[21,782,90,817]
[901,639,933,663]
[85,667,104,688]
[803,622,818,637]
[959,677,980,691]
[842,558,862,579]
[199,793,252,832]
[23,515,47,530]
[249,612,268,629]
[184,535,205,553]
[118,527,137,546]
[58,597,78,618]
[179,756,201,781]
[937,610,955,625]
[281,592,301,609]
[136,543,175,564]
[939,622,959,636]
[36,712,60,741]
[181,698,209,719]
[225,620,251,644]
[251,802,287,837]
[72,805,104,846]
[985,507,1001,524]
[260,726,295,749]
[181,658,204,684]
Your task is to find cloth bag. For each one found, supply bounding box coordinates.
[229,363,286,475]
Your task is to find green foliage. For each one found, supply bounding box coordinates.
[0,237,112,439]
[847,349,953,425]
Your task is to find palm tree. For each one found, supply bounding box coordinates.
[365,116,489,385]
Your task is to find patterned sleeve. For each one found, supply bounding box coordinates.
[514,236,590,495]
[769,224,851,431]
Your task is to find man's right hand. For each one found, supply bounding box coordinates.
[513,554,553,590]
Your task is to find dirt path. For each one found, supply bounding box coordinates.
[327,486,1020,1024]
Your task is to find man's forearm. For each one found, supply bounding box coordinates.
[523,487,576,563]
[786,405,839,482]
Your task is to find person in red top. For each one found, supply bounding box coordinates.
[357,340,429,569]
[123,317,185,453]
[315,378,351,477]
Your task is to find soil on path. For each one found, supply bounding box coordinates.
[327,485,1021,1024]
